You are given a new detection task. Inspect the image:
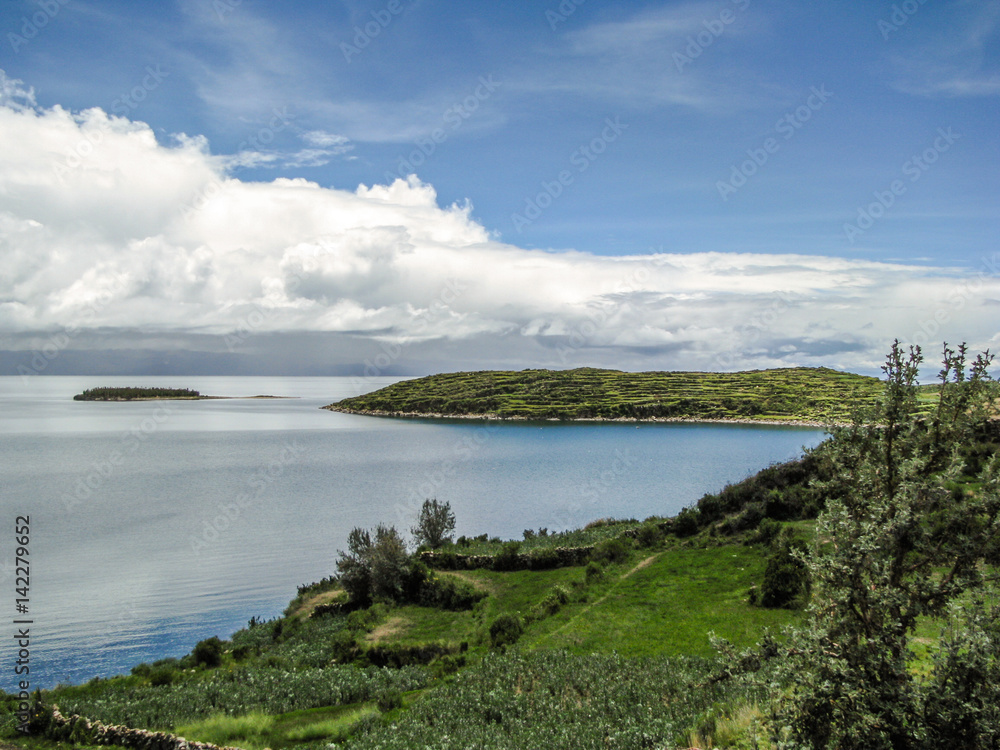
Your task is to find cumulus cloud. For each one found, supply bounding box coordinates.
[1,70,997,375]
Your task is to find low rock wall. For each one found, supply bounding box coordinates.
[46,707,243,750]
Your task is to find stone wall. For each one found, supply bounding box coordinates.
[418,546,594,571]
[44,707,243,750]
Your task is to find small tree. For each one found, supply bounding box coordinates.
[336,524,411,604]
[411,498,456,549]
[369,524,410,601]
[336,526,374,604]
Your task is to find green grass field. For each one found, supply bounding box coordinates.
[326,366,884,423]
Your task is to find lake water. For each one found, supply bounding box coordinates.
[0,375,827,691]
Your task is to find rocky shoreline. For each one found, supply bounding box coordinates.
[323,406,835,428]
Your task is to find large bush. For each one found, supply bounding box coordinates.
[758,533,809,608]
[488,614,524,649]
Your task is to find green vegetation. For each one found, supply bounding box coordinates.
[6,342,999,750]
[73,387,202,401]
[744,342,1000,748]
[410,499,456,549]
[326,366,885,423]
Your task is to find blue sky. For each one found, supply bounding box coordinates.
[1,0,998,376]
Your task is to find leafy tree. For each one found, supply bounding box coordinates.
[411,498,456,549]
[766,341,1000,748]
[337,526,375,604]
[336,524,411,604]
[369,524,410,601]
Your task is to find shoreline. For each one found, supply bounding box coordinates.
[323,406,837,428]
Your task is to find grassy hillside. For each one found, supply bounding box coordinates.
[326,366,883,423]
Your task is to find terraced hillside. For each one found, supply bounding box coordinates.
[326,367,884,423]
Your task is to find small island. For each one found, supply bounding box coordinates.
[74,387,292,401]
[74,387,205,401]
[325,366,885,424]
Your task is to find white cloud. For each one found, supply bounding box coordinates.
[0,72,997,374]
[302,130,351,148]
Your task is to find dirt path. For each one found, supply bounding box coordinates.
[365,616,407,643]
[542,553,662,642]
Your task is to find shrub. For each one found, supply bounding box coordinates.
[493,541,523,571]
[191,636,224,668]
[759,535,809,609]
[376,690,403,712]
[672,506,700,537]
[489,614,524,649]
[719,502,765,536]
[591,537,631,565]
[419,574,487,610]
[584,560,604,583]
[528,548,560,570]
[149,666,175,686]
[532,585,571,620]
[764,343,1000,748]
[635,521,665,547]
[752,518,781,547]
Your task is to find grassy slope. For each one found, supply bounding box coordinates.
[372,544,801,660]
[326,367,883,423]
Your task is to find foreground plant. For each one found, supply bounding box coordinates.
[770,341,1000,749]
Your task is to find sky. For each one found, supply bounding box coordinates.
[0,0,998,378]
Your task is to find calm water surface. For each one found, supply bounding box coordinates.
[0,375,827,690]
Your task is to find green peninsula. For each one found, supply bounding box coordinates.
[325,366,884,424]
